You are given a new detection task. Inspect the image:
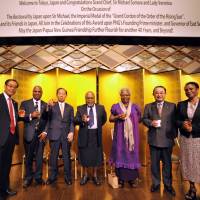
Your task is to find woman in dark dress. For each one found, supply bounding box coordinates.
[177,82,200,200]
[109,88,141,188]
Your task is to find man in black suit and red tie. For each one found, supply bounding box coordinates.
[46,88,74,185]
[20,86,48,188]
[0,79,22,199]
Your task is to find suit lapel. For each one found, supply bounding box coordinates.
[182,100,189,119]
[56,102,62,118]
[96,104,99,124]
[63,103,68,118]
[192,100,200,120]
[152,102,159,118]
[1,94,10,118]
[82,104,88,116]
[30,99,35,112]
[161,102,168,119]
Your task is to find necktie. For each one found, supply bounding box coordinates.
[8,98,15,134]
[35,101,38,111]
[60,103,64,118]
[89,106,94,127]
[157,103,162,117]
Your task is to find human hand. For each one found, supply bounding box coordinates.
[67,132,74,142]
[38,132,47,142]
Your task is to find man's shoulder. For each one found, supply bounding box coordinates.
[65,102,74,109]
[21,99,33,104]
[164,101,176,106]
[144,102,155,107]
[77,104,86,109]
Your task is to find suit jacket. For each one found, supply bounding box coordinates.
[177,100,200,138]
[20,99,48,142]
[46,102,74,141]
[74,104,107,148]
[143,101,177,147]
[0,93,19,146]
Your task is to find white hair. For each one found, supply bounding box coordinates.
[119,88,131,95]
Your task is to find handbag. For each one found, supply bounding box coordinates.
[108,167,119,189]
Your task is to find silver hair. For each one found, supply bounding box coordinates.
[119,88,131,95]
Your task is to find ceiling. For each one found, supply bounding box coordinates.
[0,45,200,74]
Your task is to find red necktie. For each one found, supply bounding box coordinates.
[8,98,15,134]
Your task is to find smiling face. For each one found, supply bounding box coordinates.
[57,88,67,102]
[85,91,95,106]
[153,87,166,102]
[33,86,42,101]
[120,89,130,105]
[184,83,199,100]
[4,80,18,97]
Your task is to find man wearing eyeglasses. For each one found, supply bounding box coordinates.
[0,79,20,199]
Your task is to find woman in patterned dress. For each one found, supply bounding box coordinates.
[177,82,200,200]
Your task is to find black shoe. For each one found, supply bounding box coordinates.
[118,179,124,188]
[185,188,196,200]
[0,193,6,200]
[128,180,138,188]
[23,179,32,188]
[35,178,45,185]
[92,177,101,186]
[46,178,56,185]
[65,179,72,185]
[5,189,17,196]
[150,184,160,192]
[164,185,176,196]
[80,175,89,185]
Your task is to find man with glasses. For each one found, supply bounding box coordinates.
[143,86,177,196]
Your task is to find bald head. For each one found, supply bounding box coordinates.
[85,91,95,106]
[33,86,43,100]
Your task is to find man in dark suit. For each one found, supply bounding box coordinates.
[46,88,74,185]
[20,86,48,188]
[143,86,177,196]
[0,79,21,199]
[74,91,107,186]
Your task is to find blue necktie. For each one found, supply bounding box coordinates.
[89,106,94,127]
[35,101,38,111]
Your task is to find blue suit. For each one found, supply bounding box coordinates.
[46,102,74,181]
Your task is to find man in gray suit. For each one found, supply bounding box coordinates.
[20,86,48,188]
[143,86,177,196]
[46,88,74,185]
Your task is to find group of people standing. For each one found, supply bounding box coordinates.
[0,79,200,200]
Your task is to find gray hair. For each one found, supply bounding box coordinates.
[119,88,131,95]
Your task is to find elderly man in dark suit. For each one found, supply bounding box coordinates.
[0,79,21,199]
[46,88,74,185]
[74,91,107,186]
[20,86,48,188]
[143,86,177,196]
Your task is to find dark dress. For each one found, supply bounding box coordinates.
[109,103,141,181]
[79,129,103,167]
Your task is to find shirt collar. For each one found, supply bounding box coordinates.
[156,101,164,106]
[87,104,95,108]
[33,98,40,103]
[3,92,10,100]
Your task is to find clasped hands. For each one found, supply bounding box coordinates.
[183,120,192,133]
